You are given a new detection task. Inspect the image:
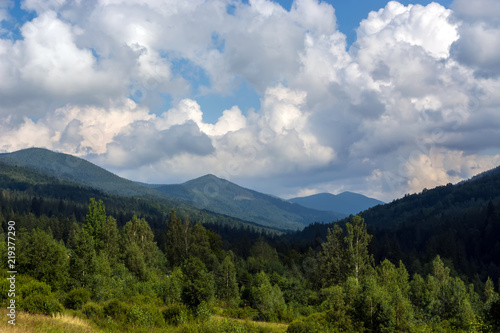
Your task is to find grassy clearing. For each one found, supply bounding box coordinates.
[0,308,100,333]
[0,308,289,333]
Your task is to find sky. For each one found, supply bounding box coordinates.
[1,0,500,202]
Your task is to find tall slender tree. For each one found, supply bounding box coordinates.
[84,198,106,251]
[345,215,373,283]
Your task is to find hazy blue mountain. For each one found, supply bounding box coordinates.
[154,174,345,231]
[289,192,384,216]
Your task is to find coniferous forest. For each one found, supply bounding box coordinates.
[1,163,500,333]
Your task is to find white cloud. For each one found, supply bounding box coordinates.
[0,0,500,201]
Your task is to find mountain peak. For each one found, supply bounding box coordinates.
[290,191,384,216]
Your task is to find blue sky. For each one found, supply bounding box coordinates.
[0,0,499,201]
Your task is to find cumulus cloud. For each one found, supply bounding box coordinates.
[450,0,500,78]
[0,0,500,201]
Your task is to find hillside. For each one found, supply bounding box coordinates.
[0,160,280,235]
[280,164,500,281]
[0,148,156,197]
[155,174,345,231]
[0,148,343,231]
[289,191,384,216]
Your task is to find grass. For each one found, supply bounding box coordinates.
[0,308,289,333]
[0,308,99,333]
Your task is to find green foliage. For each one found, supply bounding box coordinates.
[320,224,345,286]
[163,267,184,304]
[215,255,240,306]
[287,312,330,333]
[81,301,104,319]
[100,216,120,265]
[103,298,130,324]
[252,271,287,322]
[22,294,63,315]
[68,223,96,289]
[64,287,91,310]
[85,198,106,250]
[181,256,215,310]
[163,303,191,326]
[166,210,190,267]
[16,228,69,290]
[18,279,52,298]
[344,215,373,283]
[127,302,165,328]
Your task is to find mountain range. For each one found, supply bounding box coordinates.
[0,148,386,231]
[290,192,385,216]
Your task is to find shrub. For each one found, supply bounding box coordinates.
[19,280,52,298]
[103,298,129,323]
[128,303,165,328]
[286,313,330,333]
[163,303,190,326]
[81,301,104,319]
[22,294,63,315]
[64,287,91,310]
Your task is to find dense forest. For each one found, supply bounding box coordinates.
[1,159,500,331]
[1,193,500,332]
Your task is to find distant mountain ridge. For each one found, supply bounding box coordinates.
[0,148,345,231]
[289,191,384,216]
[155,174,345,230]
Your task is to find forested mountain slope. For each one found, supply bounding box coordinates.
[0,148,343,231]
[155,174,345,231]
[280,165,500,282]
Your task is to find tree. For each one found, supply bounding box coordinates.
[345,215,373,283]
[190,222,213,266]
[165,210,191,267]
[100,216,120,266]
[484,277,499,312]
[122,216,158,266]
[216,255,239,306]
[321,224,345,286]
[17,228,69,290]
[181,256,214,309]
[84,198,106,251]
[68,223,96,289]
[252,271,286,321]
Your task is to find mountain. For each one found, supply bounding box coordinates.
[154,174,345,231]
[281,164,500,281]
[0,148,155,197]
[289,192,384,216]
[0,148,344,231]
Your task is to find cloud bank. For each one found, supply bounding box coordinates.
[1,0,499,201]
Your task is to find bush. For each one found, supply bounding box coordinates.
[81,301,104,319]
[163,303,190,326]
[286,313,330,333]
[19,280,51,298]
[103,298,129,323]
[22,294,63,315]
[223,306,259,320]
[64,287,91,310]
[127,303,165,328]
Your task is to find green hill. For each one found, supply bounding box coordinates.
[0,148,155,197]
[0,148,343,231]
[152,174,345,231]
[282,164,500,281]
